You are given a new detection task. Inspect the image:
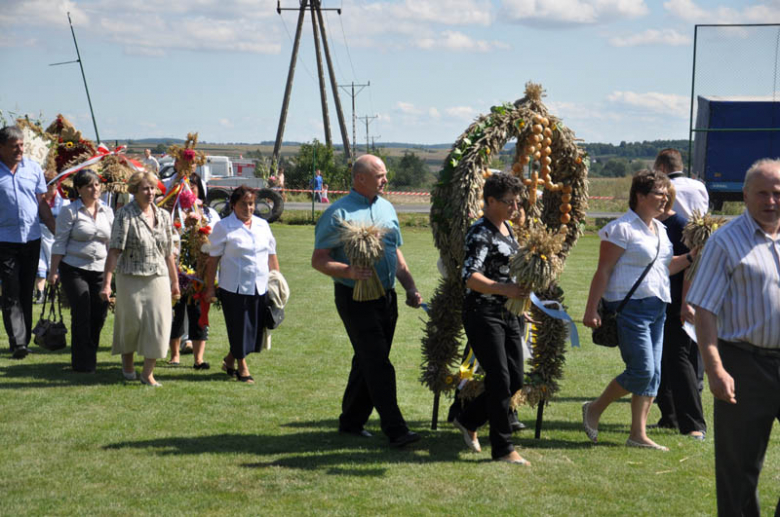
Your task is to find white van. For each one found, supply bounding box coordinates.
[158,155,233,184]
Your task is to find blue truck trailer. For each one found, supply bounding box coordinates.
[692,96,780,209]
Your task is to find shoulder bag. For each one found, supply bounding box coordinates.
[32,283,68,351]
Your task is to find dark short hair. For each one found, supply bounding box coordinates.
[189,173,206,202]
[0,126,23,145]
[629,169,671,210]
[229,185,256,207]
[483,172,523,203]
[654,148,683,173]
[73,169,101,192]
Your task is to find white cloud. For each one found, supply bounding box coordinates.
[445,106,478,120]
[663,0,780,24]
[500,0,648,26]
[0,0,281,54]
[219,118,234,128]
[396,101,422,115]
[392,0,493,26]
[609,29,690,47]
[607,91,689,117]
[415,30,510,52]
[428,107,441,119]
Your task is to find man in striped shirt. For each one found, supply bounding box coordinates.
[687,158,780,517]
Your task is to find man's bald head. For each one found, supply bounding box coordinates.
[352,154,384,181]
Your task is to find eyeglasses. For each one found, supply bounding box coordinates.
[497,197,520,206]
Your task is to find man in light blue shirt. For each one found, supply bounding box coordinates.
[312,169,323,202]
[0,126,56,359]
[311,154,423,448]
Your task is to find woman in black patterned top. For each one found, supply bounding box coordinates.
[452,173,530,465]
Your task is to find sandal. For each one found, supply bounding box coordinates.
[221,360,236,377]
[236,373,255,384]
[194,362,210,370]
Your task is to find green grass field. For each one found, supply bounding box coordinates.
[1,226,777,516]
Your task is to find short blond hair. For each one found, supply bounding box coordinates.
[127,171,159,194]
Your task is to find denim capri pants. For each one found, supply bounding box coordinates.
[606,296,667,397]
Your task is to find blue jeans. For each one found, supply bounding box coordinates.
[606,296,666,397]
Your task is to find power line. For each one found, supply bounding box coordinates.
[338,11,359,81]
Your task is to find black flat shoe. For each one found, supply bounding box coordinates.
[221,361,236,377]
[236,374,255,384]
[194,362,210,370]
[389,431,420,448]
[12,346,30,359]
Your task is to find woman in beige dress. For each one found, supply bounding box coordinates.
[100,171,180,387]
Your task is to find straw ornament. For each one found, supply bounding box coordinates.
[682,210,729,282]
[338,219,388,301]
[423,82,588,406]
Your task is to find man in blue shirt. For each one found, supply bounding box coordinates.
[311,154,423,448]
[312,170,323,202]
[0,126,56,359]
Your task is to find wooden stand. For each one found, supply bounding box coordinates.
[431,391,440,430]
[534,399,545,439]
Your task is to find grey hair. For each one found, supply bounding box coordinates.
[0,126,24,145]
[743,158,780,190]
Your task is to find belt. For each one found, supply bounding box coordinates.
[720,339,780,358]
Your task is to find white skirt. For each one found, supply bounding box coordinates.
[112,273,171,359]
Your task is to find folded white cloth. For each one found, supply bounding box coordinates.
[262,270,289,350]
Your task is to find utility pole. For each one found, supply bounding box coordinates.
[274,0,352,169]
[338,81,370,163]
[49,12,100,143]
[357,115,378,154]
[371,135,381,153]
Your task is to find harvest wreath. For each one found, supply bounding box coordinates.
[422,82,588,414]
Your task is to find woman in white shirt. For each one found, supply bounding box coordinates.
[203,185,280,384]
[582,170,693,451]
[49,169,114,373]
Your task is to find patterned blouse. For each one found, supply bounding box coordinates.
[109,200,173,277]
[462,217,519,308]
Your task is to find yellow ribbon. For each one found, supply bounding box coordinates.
[459,347,477,381]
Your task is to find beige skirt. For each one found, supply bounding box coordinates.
[112,273,171,359]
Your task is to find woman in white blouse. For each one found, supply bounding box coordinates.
[204,186,280,384]
[49,169,113,373]
[582,170,693,451]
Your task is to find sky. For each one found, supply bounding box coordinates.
[1,0,779,147]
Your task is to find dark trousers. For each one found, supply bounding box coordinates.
[714,341,780,517]
[458,303,524,459]
[656,304,707,434]
[334,283,408,440]
[58,262,108,372]
[0,239,41,350]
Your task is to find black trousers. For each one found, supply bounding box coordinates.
[458,303,524,459]
[334,283,408,440]
[58,262,108,372]
[170,297,208,341]
[714,341,780,517]
[0,239,41,350]
[656,303,707,434]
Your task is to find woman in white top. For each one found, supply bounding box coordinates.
[204,185,280,384]
[582,170,693,451]
[49,169,113,373]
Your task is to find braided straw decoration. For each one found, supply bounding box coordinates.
[422,82,588,403]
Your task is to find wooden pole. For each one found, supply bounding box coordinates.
[313,2,352,161]
[309,3,332,147]
[534,399,545,439]
[272,0,309,168]
[431,391,440,430]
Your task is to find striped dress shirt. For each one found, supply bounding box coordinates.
[687,211,780,349]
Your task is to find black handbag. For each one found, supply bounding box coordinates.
[592,235,661,347]
[32,283,68,351]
